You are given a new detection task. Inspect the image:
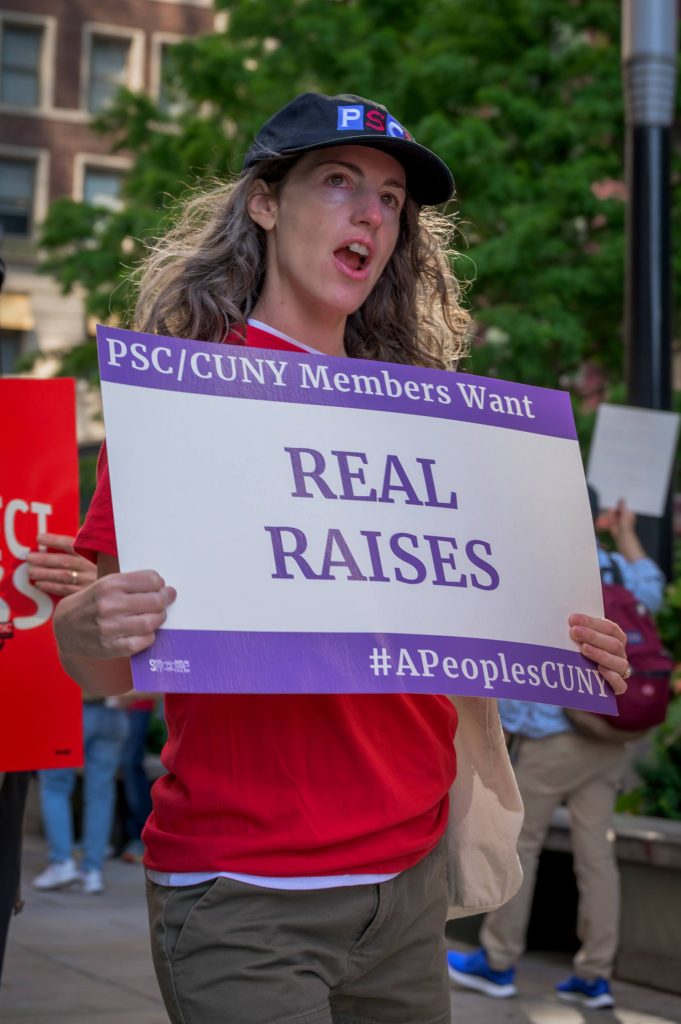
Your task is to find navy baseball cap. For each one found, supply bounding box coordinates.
[242,92,454,206]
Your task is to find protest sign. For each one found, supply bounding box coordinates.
[98,325,615,715]
[587,403,680,518]
[0,379,83,771]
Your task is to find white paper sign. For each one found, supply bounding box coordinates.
[96,325,615,714]
[587,403,680,517]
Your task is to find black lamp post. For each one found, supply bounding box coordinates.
[621,0,678,578]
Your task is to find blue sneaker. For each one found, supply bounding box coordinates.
[447,947,517,998]
[556,975,614,1009]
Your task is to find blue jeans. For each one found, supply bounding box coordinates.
[39,702,129,872]
[121,708,153,843]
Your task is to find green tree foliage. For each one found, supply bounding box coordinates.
[616,573,681,821]
[40,0,681,388]
[658,574,681,662]
[637,695,681,820]
[617,695,681,820]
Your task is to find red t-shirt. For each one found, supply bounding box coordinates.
[76,323,457,875]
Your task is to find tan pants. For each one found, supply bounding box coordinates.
[481,730,627,980]
[146,837,450,1024]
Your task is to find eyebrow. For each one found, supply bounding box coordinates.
[315,158,407,192]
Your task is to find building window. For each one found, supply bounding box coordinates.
[0,23,42,108]
[88,35,130,113]
[0,158,35,235]
[0,329,22,374]
[158,43,185,115]
[83,166,125,210]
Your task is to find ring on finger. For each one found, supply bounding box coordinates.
[71,569,78,585]
[621,664,632,681]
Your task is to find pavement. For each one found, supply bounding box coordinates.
[2,836,681,1023]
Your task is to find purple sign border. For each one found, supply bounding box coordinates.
[97,325,576,441]
[132,628,618,715]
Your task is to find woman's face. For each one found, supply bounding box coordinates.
[249,145,407,334]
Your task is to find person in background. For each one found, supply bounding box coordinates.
[448,486,664,1011]
[116,691,156,864]
[28,534,128,896]
[0,534,96,983]
[0,772,28,985]
[594,493,665,614]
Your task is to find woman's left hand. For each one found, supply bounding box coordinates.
[26,533,97,597]
[569,613,629,695]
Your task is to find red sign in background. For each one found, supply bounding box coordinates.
[1,379,83,770]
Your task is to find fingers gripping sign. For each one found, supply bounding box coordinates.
[93,571,177,657]
[55,569,177,662]
[569,612,629,696]
[26,533,97,597]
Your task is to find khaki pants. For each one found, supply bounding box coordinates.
[481,730,627,980]
[146,837,450,1024]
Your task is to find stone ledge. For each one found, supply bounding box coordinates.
[544,806,681,870]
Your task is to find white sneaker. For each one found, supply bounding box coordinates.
[81,868,103,895]
[33,859,79,890]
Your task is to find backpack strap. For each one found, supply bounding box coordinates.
[602,552,625,587]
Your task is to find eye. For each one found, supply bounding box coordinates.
[326,172,348,187]
[381,191,401,209]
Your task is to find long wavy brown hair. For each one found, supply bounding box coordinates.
[134,155,470,370]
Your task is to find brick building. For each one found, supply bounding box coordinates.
[0,0,217,441]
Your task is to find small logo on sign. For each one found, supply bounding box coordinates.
[149,658,191,673]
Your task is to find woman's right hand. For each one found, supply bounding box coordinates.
[53,570,177,662]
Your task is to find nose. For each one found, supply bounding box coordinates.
[350,187,384,230]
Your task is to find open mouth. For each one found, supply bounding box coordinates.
[334,242,371,272]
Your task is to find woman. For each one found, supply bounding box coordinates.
[54,93,628,1024]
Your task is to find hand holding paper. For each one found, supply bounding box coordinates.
[54,567,176,663]
[605,498,637,540]
[598,499,648,565]
[27,533,97,597]
[568,613,628,695]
